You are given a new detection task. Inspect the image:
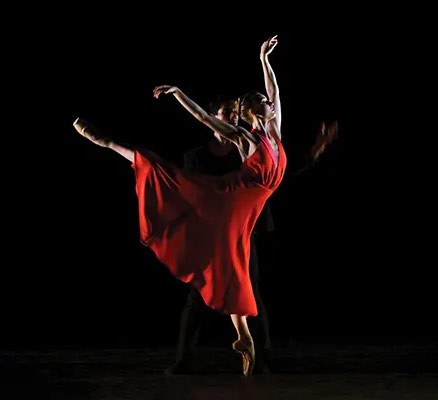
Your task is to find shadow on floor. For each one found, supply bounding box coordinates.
[1,344,438,399]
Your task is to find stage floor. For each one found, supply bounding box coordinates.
[2,344,437,399]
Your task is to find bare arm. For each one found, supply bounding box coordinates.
[309,120,339,162]
[153,85,244,145]
[260,35,282,133]
[291,120,340,175]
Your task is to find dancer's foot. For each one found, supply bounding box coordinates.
[73,117,111,148]
[232,338,255,376]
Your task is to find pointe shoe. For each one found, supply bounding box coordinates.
[73,117,110,148]
[232,339,255,376]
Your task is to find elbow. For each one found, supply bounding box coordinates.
[197,112,210,122]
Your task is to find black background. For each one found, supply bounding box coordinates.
[4,14,435,348]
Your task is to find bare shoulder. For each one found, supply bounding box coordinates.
[237,126,258,144]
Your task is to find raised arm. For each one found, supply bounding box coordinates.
[153,85,244,145]
[260,35,281,132]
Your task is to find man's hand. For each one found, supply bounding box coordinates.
[310,120,339,162]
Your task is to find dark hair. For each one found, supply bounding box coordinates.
[239,90,263,111]
[239,90,264,123]
[208,94,238,115]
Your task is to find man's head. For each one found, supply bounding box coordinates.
[208,95,239,126]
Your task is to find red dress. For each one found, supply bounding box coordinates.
[132,132,287,316]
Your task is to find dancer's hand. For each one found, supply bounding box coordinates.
[153,85,178,98]
[260,35,278,59]
[310,120,339,162]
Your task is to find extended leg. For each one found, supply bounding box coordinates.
[73,117,135,162]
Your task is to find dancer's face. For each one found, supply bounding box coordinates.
[241,92,276,123]
[256,95,276,121]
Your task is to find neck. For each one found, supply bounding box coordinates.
[251,122,267,136]
[251,117,266,134]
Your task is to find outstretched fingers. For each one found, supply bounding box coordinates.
[310,120,339,161]
[153,85,176,98]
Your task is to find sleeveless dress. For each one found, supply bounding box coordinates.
[132,132,287,316]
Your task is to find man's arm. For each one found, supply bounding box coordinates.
[289,120,339,176]
[309,120,339,162]
[183,149,199,171]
